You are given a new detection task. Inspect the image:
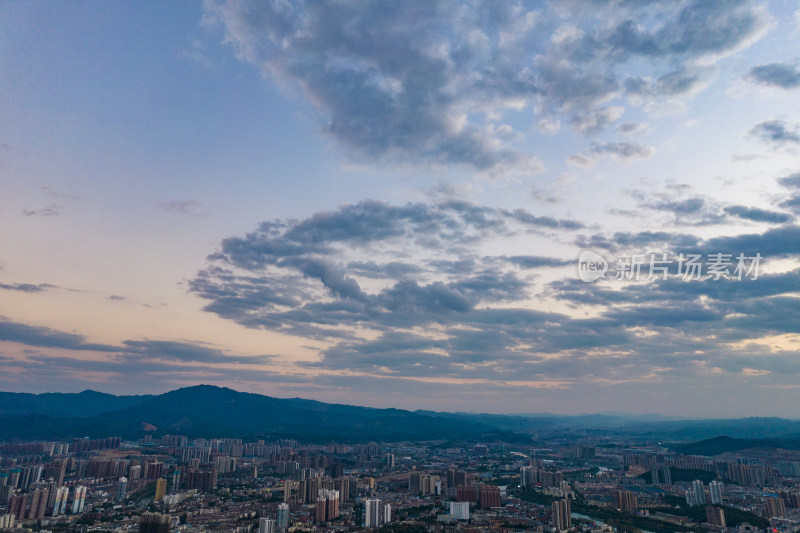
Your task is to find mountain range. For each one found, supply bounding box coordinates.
[2,385,800,444]
[0,385,506,442]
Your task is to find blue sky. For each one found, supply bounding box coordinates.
[2,0,800,416]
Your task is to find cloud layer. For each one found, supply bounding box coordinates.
[205,0,767,174]
[183,188,800,395]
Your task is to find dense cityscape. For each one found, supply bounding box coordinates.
[2,412,800,533]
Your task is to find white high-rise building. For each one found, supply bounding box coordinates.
[277,502,289,532]
[709,481,723,505]
[383,503,391,524]
[692,480,705,506]
[450,501,469,520]
[259,518,276,533]
[71,486,87,514]
[0,514,15,529]
[117,477,127,502]
[52,486,69,516]
[521,466,536,487]
[365,498,381,528]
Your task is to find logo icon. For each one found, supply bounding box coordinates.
[578,250,608,283]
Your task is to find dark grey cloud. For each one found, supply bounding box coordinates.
[346,261,425,280]
[705,224,800,257]
[639,193,729,225]
[121,340,274,365]
[778,172,800,189]
[510,209,585,230]
[748,120,800,146]
[0,282,58,293]
[0,317,118,352]
[747,60,800,89]
[22,204,62,217]
[206,0,765,173]
[651,197,706,215]
[780,195,800,213]
[576,223,800,260]
[723,205,792,223]
[0,317,272,366]
[503,256,572,269]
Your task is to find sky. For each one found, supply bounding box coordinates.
[2,0,800,417]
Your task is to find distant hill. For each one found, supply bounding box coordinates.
[675,435,800,456]
[0,385,503,442]
[0,390,152,417]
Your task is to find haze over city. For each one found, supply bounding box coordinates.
[3,0,800,417]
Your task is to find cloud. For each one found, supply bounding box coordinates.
[185,197,800,391]
[748,120,800,146]
[747,59,800,89]
[120,340,275,365]
[570,106,624,136]
[503,256,572,269]
[0,317,272,367]
[0,317,118,352]
[22,204,62,217]
[569,141,655,166]
[157,200,205,216]
[0,282,58,293]
[205,0,766,173]
[617,122,648,136]
[778,172,800,189]
[723,205,792,223]
[625,65,716,100]
[189,200,585,341]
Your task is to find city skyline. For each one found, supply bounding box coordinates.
[2,1,800,416]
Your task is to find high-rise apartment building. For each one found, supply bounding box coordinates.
[139,512,170,533]
[551,499,571,532]
[450,501,469,520]
[9,493,27,520]
[765,497,786,518]
[259,518,276,533]
[52,486,69,516]
[365,498,381,528]
[144,462,165,480]
[615,490,638,511]
[27,488,49,519]
[706,506,726,526]
[154,478,167,502]
[521,466,535,486]
[277,502,289,532]
[709,481,723,505]
[71,486,87,514]
[315,489,339,522]
[117,477,127,502]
